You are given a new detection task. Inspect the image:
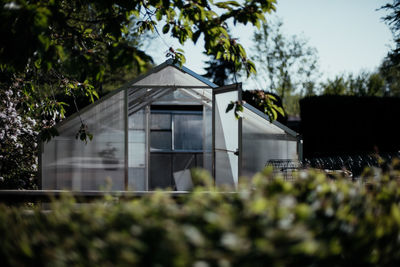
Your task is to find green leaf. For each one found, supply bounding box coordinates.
[156,10,163,21]
[226,102,235,113]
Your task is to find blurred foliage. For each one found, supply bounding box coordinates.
[242,90,286,123]
[2,166,400,266]
[203,55,237,87]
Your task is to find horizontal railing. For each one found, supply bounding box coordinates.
[0,190,193,204]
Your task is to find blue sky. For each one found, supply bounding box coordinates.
[148,0,394,82]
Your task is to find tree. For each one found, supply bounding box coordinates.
[321,72,386,96]
[1,0,276,130]
[379,0,400,96]
[203,55,237,86]
[379,57,400,96]
[251,19,319,115]
[242,90,287,123]
[0,0,278,188]
[381,0,400,67]
[0,87,38,189]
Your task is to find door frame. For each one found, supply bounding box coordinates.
[212,83,242,185]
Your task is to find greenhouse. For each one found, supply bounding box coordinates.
[40,60,301,191]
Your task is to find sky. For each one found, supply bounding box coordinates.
[147,0,394,83]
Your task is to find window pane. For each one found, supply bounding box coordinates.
[173,153,196,172]
[150,153,173,189]
[150,131,172,150]
[174,114,203,150]
[151,113,171,130]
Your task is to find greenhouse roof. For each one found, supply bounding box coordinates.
[131,59,218,88]
[55,60,297,138]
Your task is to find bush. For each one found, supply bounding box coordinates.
[0,89,38,189]
[1,167,400,266]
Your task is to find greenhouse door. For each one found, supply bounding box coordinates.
[213,83,242,188]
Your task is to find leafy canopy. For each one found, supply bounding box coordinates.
[0,0,277,138]
[0,0,277,188]
[252,19,319,115]
[1,0,277,77]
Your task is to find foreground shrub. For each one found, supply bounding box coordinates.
[1,167,400,266]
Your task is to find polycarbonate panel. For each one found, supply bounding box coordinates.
[128,168,145,191]
[133,65,209,87]
[128,131,145,167]
[174,114,203,150]
[41,137,57,189]
[128,102,147,191]
[185,88,213,104]
[128,109,145,129]
[242,106,298,177]
[42,91,125,190]
[203,105,213,174]
[214,90,238,188]
[153,90,203,105]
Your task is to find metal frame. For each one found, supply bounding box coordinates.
[40,60,304,192]
[38,135,43,189]
[149,109,204,152]
[124,87,129,190]
[51,60,217,131]
[148,106,205,189]
[145,105,150,191]
[41,61,217,192]
[238,85,243,179]
[0,190,236,204]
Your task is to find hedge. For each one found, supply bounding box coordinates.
[2,166,400,266]
[300,95,400,157]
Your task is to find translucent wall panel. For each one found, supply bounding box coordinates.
[214,91,239,188]
[203,105,213,175]
[242,107,298,178]
[42,91,125,190]
[128,108,147,191]
[41,138,57,189]
[152,90,202,105]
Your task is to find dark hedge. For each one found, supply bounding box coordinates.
[2,167,400,266]
[300,95,400,158]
